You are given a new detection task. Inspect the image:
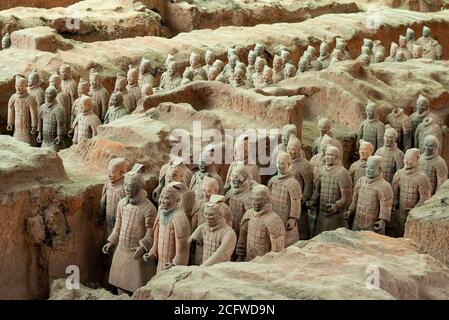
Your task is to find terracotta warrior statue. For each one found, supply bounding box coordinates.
[283,63,297,79]
[152,157,193,202]
[372,40,386,59]
[419,135,448,195]
[225,164,253,238]
[252,57,266,89]
[36,87,66,151]
[232,68,248,89]
[391,148,431,237]
[139,58,156,88]
[410,94,431,147]
[296,57,312,75]
[137,83,153,111]
[272,55,284,84]
[97,158,128,237]
[181,69,194,86]
[190,151,224,201]
[104,92,129,124]
[397,35,412,61]
[373,51,386,63]
[416,26,443,60]
[69,95,102,144]
[335,38,351,60]
[349,140,374,185]
[357,100,385,152]
[49,73,71,132]
[374,125,404,183]
[27,70,45,107]
[236,184,286,262]
[385,42,399,62]
[191,176,220,233]
[187,52,208,80]
[267,152,301,246]
[145,182,191,273]
[307,146,352,235]
[306,45,322,71]
[7,76,38,145]
[89,70,110,121]
[344,155,394,235]
[114,74,136,113]
[126,66,141,106]
[203,50,216,76]
[159,61,182,91]
[329,48,344,66]
[405,28,415,52]
[318,41,331,69]
[386,107,412,151]
[287,135,314,240]
[223,54,239,82]
[224,135,260,193]
[259,66,275,88]
[59,64,78,105]
[189,195,237,266]
[415,117,443,155]
[102,165,157,294]
[71,79,97,126]
[412,44,423,59]
[312,117,333,156]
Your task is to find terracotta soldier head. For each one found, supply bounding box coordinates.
[166,163,183,183]
[262,66,273,84]
[230,164,251,192]
[359,53,371,66]
[423,135,439,157]
[49,73,62,90]
[320,42,329,57]
[287,134,302,161]
[412,45,423,59]
[229,54,239,69]
[182,68,194,81]
[107,158,127,183]
[422,26,431,38]
[213,59,225,73]
[282,124,297,148]
[363,38,374,50]
[273,55,283,71]
[359,139,374,160]
[205,50,215,66]
[361,46,371,56]
[1,32,11,49]
[90,71,102,89]
[366,155,383,179]
[234,68,245,86]
[404,148,420,170]
[78,79,90,96]
[44,86,57,105]
[325,145,341,167]
[127,66,139,86]
[318,117,332,137]
[114,74,127,92]
[208,67,220,81]
[298,58,310,73]
[59,64,73,80]
[277,151,292,175]
[255,57,266,73]
[306,45,317,59]
[399,35,408,49]
[395,51,405,62]
[280,50,291,65]
[28,70,41,87]
[190,52,201,69]
[254,42,265,57]
[110,91,123,108]
[165,54,175,69]
[366,100,378,120]
[167,61,178,76]
[227,48,236,61]
[251,184,271,212]
[204,196,227,228]
[248,50,257,66]
[140,58,154,76]
[159,181,184,210]
[284,64,296,78]
[141,83,153,97]
[202,176,220,202]
[80,95,94,113]
[416,95,429,114]
[124,169,145,204]
[406,28,415,41]
[383,125,398,147]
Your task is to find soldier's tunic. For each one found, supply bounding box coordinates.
[291,157,314,240]
[410,110,430,147]
[358,118,385,151]
[61,78,78,105]
[415,119,443,155]
[226,187,252,237]
[349,175,393,232]
[189,169,224,201]
[151,208,191,273]
[117,89,136,114]
[28,85,45,107]
[246,65,256,86]
[38,102,66,151]
[349,159,368,185]
[374,146,404,183]
[251,72,264,89]
[108,190,157,292]
[55,88,71,132]
[392,167,431,236]
[100,178,126,236]
[104,105,129,124]
[70,97,98,128]
[126,83,141,109]
[272,67,284,84]
[406,39,415,52]
[187,66,208,80]
[159,73,182,91]
[420,153,448,195]
[225,161,260,189]
[267,172,302,246]
[386,109,412,150]
[416,36,443,60]
[190,218,237,266]
[312,164,352,235]
[139,72,157,88]
[72,110,102,144]
[238,207,286,261]
[397,46,413,60]
[89,85,110,120]
[7,92,38,145]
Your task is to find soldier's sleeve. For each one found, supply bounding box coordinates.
[391,171,401,204]
[378,182,394,222]
[414,123,422,149]
[202,229,237,267]
[301,162,314,200]
[348,177,362,212]
[312,137,319,156]
[72,117,79,143]
[149,215,160,258]
[189,223,204,243]
[98,184,107,222]
[310,172,321,204]
[172,213,191,266]
[435,158,448,192]
[335,169,352,211]
[417,174,432,207]
[107,200,123,246]
[223,203,234,227]
[236,210,250,257]
[29,96,39,128]
[181,190,195,220]
[395,151,405,171]
[402,117,412,150]
[288,181,302,220]
[37,105,43,133]
[90,115,102,137]
[139,203,158,251]
[377,123,385,150]
[103,110,110,124]
[57,106,66,135]
[101,91,110,120]
[348,162,356,181]
[356,123,364,150]
[215,174,224,195]
[7,95,15,125]
[267,215,286,253]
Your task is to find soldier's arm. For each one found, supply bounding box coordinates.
[402,118,412,150]
[302,164,314,201]
[356,123,364,150]
[391,171,401,207]
[139,205,157,252]
[101,92,110,120]
[416,176,432,207]
[188,224,203,244]
[236,213,249,258]
[149,218,160,259]
[29,97,39,129]
[90,116,102,137]
[57,107,66,136]
[97,185,108,223]
[106,201,123,246]
[202,229,237,267]
[288,183,301,220]
[378,183,394,222]
[396,151,404,171]
[7,95,15,126]
[172,215,191,266]
[37,106,43,134]
[348,178,362,213]
[268,217,286,253]
[377,123,385,150]
[335,171,353,211]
